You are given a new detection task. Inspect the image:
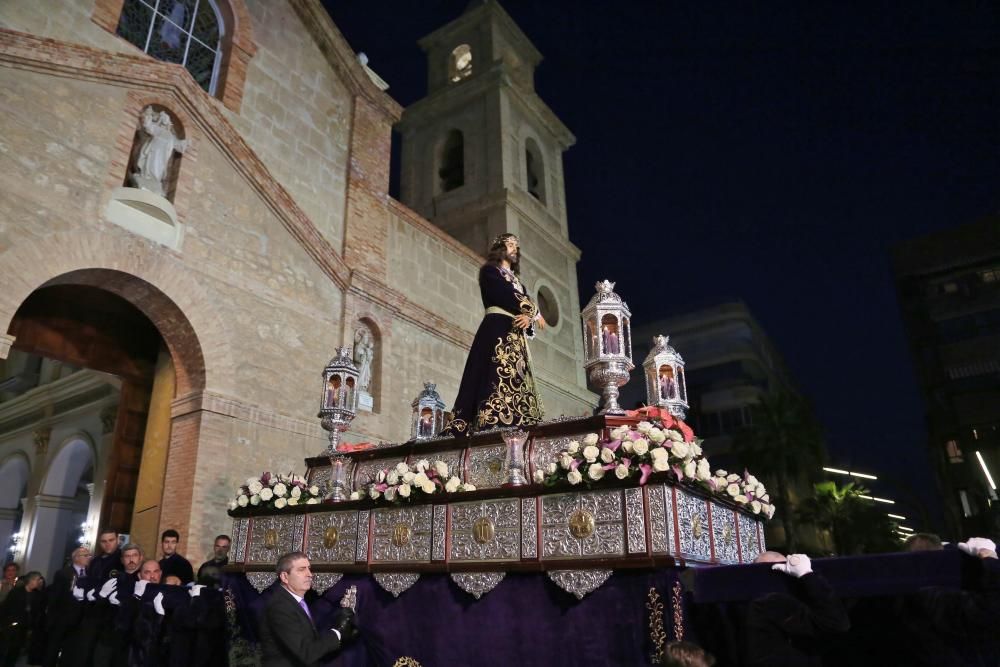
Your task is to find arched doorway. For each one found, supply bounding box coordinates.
[0,269,206,575]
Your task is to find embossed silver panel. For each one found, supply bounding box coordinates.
[466,444,509,489]
[758,519,767,551]
[521,497,538,558]
[246,572,277,593]
[355,509,370,562]
[451,572,505,599]
[308,465,331,489]
[541,489,626,559]
[371,505,433,563]
[738,512,762,563]
[675,488,711,562]
[548,569,613,600]
[647,484,671,555]
[304,511,358,565]
[449,498,520,562]
[711,502,739,564]
[625,486,647,554]
[528,436,573,478]
[311,573,342,595]
[432,505,447,561]
[248,515,306,564]
[231,517,249,563]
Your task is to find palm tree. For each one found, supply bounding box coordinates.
[799,480,899,554]
[733,390,826,552]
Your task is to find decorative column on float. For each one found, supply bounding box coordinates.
[581,280,634,414]
[318,347,360,502]
[411,382,446,441]
[643,335,689,419]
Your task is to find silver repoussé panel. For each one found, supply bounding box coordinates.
[248,515,306,564]
[710,502,739,564]
[675,488,711,562]
[541,489,625,559]
[449,498,520,562]
[305,511,358,564]
[371,505,433,563]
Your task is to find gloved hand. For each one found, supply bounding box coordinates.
[152,592,165,616]
[72,586,85,601]
[772,553,813,578]
[133,580,148,597]
[99,578,117,599]
[189,585,205,598]
[958,537,997,557]
[109,591,120,606]
[330,607,359,643]
[86,588,97,602]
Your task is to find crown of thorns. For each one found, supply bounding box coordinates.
[490,233,519,248]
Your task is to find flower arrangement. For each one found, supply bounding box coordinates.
[230,472,323,510]
[351,459,476,503]
[539,407,774,519]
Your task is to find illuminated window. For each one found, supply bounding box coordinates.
[945,439,963,463]
[449,44,473,83]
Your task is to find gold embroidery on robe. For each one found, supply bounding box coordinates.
[477,329,543,428]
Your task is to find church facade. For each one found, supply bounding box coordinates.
[0,0,594,575]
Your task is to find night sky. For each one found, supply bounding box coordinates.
[325,1,1000,529]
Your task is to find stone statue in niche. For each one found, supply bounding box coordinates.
[353,326,375,411]
[130,107,187,197]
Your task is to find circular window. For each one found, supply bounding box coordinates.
[537,286,559,327]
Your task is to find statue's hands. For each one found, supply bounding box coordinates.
[513,314,533,330]
[536,314,548,330]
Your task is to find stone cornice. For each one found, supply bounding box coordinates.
[0,28,352,290]
[287,0,402,124]
[0,370,119,434]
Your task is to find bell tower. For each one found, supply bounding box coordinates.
[397,0,593,414]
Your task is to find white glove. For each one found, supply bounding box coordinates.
[133,580,148,597]
[152,592,165,616]
[99,578,117,599]
[189,585,205,598]
[958,537,997,556]
[109,591,120,606]
[772,553,813,578]
[72,586,85,601]
[86,589,97,602]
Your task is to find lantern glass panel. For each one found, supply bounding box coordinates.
[658,365,678,400]
[586,321,597,358]
[600,314,621,354]
[622,317,631,357]
[678,368,687,401]
[419,408,434,437]
[325,375,342,407]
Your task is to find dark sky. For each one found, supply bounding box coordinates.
[325,1,1000,529]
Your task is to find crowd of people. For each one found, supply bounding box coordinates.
[0,529,234,667]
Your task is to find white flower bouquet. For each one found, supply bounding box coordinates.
[229,472,323,511]
[351,459,476,504]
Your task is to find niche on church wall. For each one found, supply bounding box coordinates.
[352,319,381,413]
[525,137,546,203]
[449,44,473,83]
[105,105,188,250]
[437,129,465,193]
[536,284,560,330]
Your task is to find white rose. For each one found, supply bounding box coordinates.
[715,469,728,478]
[727,474,740,484]
[632,439,649,456]
[726,483,740,497]
[583,445,600,462]
[582,433,600,447]
[734,495,748,504]
[250,494,261,506]
[416,459,430,472]
[600,447,616,464]
[369,489,380,500]
[248,480,263,495]
[546,462,557,475]
[615,464,629,480]
[609,426,629,440]
[755,484,766,498]
[559,454,574,470]
[246,477,258,487]
[350,491,361,501]
[306,497,320,505]
[259,488,274,501]
[636,421,653,433]
[398,483,411,498]
[567,440,580,454]
[291,486,302,498]
[228,500,238,511]
[384,487,396,501]
[445,477,461,493]
[376,470,386,484]
[309,485,320,496]
[461,483,477,492]
[395,462,409,475]
[648,428,666,444]
[667,429,684,442]
[588,463,605,481]
[683,460,696,479]
[434,461,449,477]
[690,443,702,457]
[274,497,287,509]
[746,475,759,488]
[622,440,634,454]
[533,469,546,484]
[237,495,249,507]
[567,470,583,485]
[420,481,436,494]
[273,483,287,497]
[413,472,430,487]
[387,471,400,485]
[751,500,762,514]
[671,442,690,459]
[651,448,671,472]
[766,505,776,519]
[287,497,298,506]
[696,459,711,481]
[761,494,770,503]
[403,471,416,484]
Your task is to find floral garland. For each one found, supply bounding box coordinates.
[539,407,775,519]
[351,459,476,503]
[230,472,323,510]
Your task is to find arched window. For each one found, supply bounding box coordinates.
[116,0,225,94]
[525,138,546,203]
[537,285,559,327]
[449,44,473,83]
[438,130,465,193]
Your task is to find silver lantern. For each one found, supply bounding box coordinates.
[581,280,634,414]
[642,335,689,419]
[411,382,446,441]
[501,428,529,486]
[318,347,360,501]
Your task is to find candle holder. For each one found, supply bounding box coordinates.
[502,428,530,487]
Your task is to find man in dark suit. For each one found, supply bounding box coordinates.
[158,530,194,585]
[43,546,92,667]
[258,551,357,667]
[196,534,230,582]
[0,570,44,667]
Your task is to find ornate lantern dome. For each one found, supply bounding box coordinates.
[642,335,689,418]
[318,346,360,455]
[411,382,446,441]
[580,280,634,414]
